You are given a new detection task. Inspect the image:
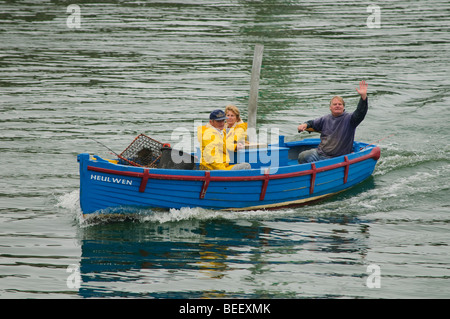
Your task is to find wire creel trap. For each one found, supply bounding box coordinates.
[119,134,166,168]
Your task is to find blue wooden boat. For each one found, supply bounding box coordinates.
[77,136,380,216]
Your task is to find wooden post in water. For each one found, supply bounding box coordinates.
[247,44,264,144]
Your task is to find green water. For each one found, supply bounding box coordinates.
[1,0,449,299]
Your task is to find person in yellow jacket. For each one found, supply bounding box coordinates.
[224,104,248,153]
[197,109,250,171]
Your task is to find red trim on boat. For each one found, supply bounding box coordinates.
[344,156,349,184]
[200,171,210,199]
[139,168,150,192]
[87,146,380,199]
[260,168,270,200]
[310,163,316,194]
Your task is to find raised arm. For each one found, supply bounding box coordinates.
[351,81,369,127]
[356,80,368,100]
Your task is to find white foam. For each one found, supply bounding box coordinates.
[55,189,299,226]
[139,206,299,224]
[56,190,80,211]
[55,190,85,225]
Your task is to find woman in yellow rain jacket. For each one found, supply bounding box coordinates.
[197,109,250,171]
[224,104,248,152]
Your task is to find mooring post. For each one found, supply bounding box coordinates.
[247,44,264,144]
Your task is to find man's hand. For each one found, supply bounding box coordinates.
[356,80,368,100]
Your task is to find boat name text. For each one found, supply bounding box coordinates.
[90,174,133,186]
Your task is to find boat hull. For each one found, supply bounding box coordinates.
[77,139,380,215]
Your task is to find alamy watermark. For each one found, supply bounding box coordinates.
[366,4,381,28]
[66,264,81,289]
[366,264,381,288]
[66,4,380,30]
[65,263,381,290]
[66,4,81,29]
[172,123,281,173]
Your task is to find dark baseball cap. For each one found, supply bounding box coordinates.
[209,109,226,121]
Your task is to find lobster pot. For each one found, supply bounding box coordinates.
[119,134,164,167]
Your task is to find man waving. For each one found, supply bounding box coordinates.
[297,80,369,164]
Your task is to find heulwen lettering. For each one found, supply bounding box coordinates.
[90,174,132,186]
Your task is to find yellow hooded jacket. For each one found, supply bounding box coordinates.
[197,124,234,170]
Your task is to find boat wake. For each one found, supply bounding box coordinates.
[55,190,301,227]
